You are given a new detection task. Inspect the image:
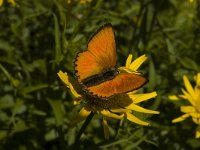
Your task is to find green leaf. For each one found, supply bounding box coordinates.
[0,95,14,109]
[0,64,20,87]
[53,13,62,65]
[180,57,200,71]
[32,109,47,116]
[47,99,65,126]
[19,84,48,95]
[45,129,57,142]
[67,128,76,146]
[11,98,27,118]
[32,59,47,76]
[166,38,176,64]
[148,59,156,91]
[0,131,7,141]
[12,120,29,134]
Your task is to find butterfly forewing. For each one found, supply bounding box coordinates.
[75,24,116,82]
[87,24,116,69]
[75,51,104,82]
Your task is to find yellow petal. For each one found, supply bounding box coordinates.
[100,110,124,119]
[172,114,190,123]
[129,54,147,71]
[196,126,200,138]
[73,97,83,105]
[57,71,81,98]
[194,87,200,110]
[128,91,157,104]
[193,118,200,125]
[190,113,200,118]
[181,88,195,106]
[180,106,196,113]
[110,108,131,113]
[127,90,137,95]
[69,107,91,127]
[102,118,110,139]
[125,112,149,126]
[0,0,3,6]
[125,54,133,68]
[183,75,195,99]
[168,95,180,101]
[126,104,160,114]
[179,94,187,99]
[195,73,200,87]
[8,0,15,6]
[118,67,142,75]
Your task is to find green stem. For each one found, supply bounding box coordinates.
[73,112,95,150]
[57,126,65,150]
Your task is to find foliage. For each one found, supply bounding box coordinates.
[0,0,200,149]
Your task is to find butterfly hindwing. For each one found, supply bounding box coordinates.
[86,72,147,98]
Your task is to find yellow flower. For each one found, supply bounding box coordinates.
[0,0,16,7]
[169,73,200,138]
[58,54,159,139]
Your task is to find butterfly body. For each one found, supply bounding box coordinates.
[74,23,147,99]
[81,68,119,87]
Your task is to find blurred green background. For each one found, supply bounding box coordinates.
[0,0,200,149]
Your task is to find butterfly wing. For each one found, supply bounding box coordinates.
[86,72,148,98]
[74,23,146,99]
[75,23,116,82]
[87,23,116,69]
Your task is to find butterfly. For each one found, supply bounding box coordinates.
[74,23,147,99]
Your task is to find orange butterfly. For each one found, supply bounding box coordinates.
[74,23,147,99]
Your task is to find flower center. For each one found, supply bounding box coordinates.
[84,96,117,110]
[83,94,132,111]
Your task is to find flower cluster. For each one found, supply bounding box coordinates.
[169,73,200,138]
